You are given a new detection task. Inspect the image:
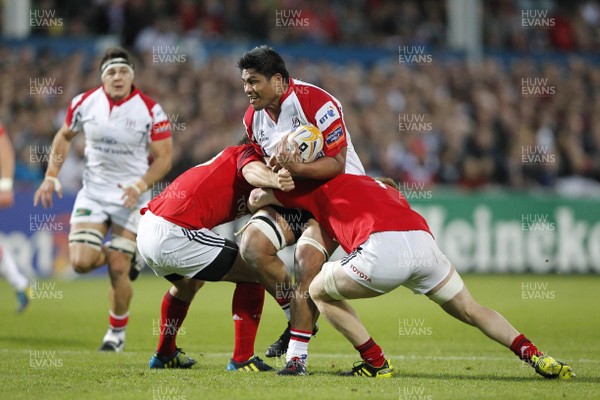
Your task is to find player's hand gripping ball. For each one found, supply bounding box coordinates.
[287,124,324,163]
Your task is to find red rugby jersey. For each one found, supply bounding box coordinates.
[146,145,260,229]
[274,175,432,253]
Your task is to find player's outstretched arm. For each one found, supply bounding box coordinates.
[33,122,76,208]
[242,161,295,191]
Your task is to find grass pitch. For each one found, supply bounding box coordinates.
[1,274,598,399]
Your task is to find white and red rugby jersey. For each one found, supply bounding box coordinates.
[243,78,365,175]
[65,86,171,202]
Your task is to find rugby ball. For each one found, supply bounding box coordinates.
[287,124,324,163]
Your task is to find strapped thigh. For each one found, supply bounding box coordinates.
[107,235,136,257]
[297,236,330,262]
[321,261,346,300]
[235,210,287,250]
[68,229,104,251]
[428,270,464,305]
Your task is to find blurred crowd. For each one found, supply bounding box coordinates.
[27,0,600,51]
[2,44,600,194]
[1,0,600,194]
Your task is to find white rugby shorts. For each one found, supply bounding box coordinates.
[69,187,150,233]
[136,211,237,281]
[340,230,451,295]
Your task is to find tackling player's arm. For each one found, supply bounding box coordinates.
[33,122,78,208]
[239,143,295,191]
[121,137,173,209]
[247,188,282,213]
[248,175,318,213]
[242,161,295,191]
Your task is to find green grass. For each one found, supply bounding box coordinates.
[1,274,598,399]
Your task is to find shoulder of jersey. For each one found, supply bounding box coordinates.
[135,89,159,113]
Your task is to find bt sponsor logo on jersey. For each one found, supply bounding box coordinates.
[315,101,340,131]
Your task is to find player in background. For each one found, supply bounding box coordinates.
[33,48,173,351]
[248,174,574,380]
[237,45,365,375]
[137,144,295,370]
[0,121,31,312]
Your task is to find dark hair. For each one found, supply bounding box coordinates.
[237,45,289,82]
[100,47,135,72]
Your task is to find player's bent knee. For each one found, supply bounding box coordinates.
[428,269,465,305]
[69,228,103,251]
[237,210,287,254]
[308,273,326,301]
[317,261,347,301]
[70,257,94,274]
[239,227,278,265]
[296,236,329,266]
[69,229,104,273]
